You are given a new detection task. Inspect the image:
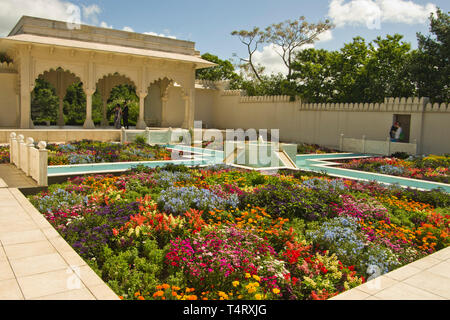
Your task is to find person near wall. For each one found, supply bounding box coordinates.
[389,123,397,142]
[122,103,129,129]
[114,104,122,129]
[395,122,403,142]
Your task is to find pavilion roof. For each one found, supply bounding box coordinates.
[2,34,216,69]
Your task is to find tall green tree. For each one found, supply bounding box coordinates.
[63,82,86,125]
[361,34,415,102]
[196,53,240,82]
[292,35,415,103]
[31,78,58,123]
[410,9,449,102]
[264,16,334,79]
[107,84,139,125]
[291,48,339,102]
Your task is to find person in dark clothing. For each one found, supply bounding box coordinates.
[114,105,122,129]
[122,103,129,129]
[389,122,398,142]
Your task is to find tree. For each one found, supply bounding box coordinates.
[264,16,334,79]
[291,48,340,102]
[291,35,415,103]
[196,53,240,82]
[410,9,449,102]
[63,82,86,125]
[239,73,297,97]
[362,34,415,102]
[31,78,58,123]
[107,84,139,125]
[231,27,266,82]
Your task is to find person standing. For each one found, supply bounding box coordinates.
[389,122,397,142]
[114,104,122,129]
[395,122,403,142]
[122,102,129,129]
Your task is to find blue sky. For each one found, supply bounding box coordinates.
[1,0,448,74]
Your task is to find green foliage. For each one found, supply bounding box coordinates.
[134,134,147,145]
[410,8,450,103]
[31,78,59,123]
[0,52,12,63]
[63,82,86,125]
[237,73,298,97]
[292,34,415,103]
[101,242,166,299]
[196,53,241,84]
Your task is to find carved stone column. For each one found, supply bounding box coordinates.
[160,96,169,127]
[83,88,95,129]
[182,89,195,129]
[101,97,108,127]
[136,91,148,129]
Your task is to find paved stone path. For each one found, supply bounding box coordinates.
[0,164,37,188]
[0,185,119,300]
[331,246,450,300]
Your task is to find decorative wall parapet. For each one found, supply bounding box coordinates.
[9,132,48,186]
[214,89,448,113]
[424,102,449,112]
[0,62,17,73]
[240,95,293,104]
[221,90,243,96]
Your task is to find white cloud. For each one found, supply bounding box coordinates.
[82,4,101,25]
[0,0,106,36]
[144,31,177,39]
[122,26,134,32]
[100,21,113,29]
[0,0,74,36]
[328,0,437,29]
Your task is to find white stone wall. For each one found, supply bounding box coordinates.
[194,90,450,155]
[0,72,19,127]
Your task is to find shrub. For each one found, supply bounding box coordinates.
[306,216,401,276]
[158,186,239,215]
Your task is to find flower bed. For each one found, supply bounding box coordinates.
[0,145,9,164]
[339,155,449,183]
[46,140,172,165]
[28,165,449,300]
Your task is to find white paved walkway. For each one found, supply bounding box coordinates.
[1,176,448,300]
[0,180,119,300]
[331,246,450,300]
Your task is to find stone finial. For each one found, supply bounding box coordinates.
[26,137,34,145]
[38,141,47,150]
[17,134,24,142]
[10,132,16,139]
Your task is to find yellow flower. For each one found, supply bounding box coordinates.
[255,294,262,300]
[232,281,240,287]
[252,275,261,282]
[272,288,280,294]
[245,273,251,278]
[248,288,256,294]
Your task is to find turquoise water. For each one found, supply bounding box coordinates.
[48,145,221,176]
[47,146,449,192]
[295,154,450,192]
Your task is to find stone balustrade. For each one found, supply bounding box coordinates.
[9,132,48,186]
[339,134,417,156]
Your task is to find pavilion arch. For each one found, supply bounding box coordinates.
[96,73,138,127]
[32,60,87,89]
[144,76,190,128]
[34,67,83,127]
